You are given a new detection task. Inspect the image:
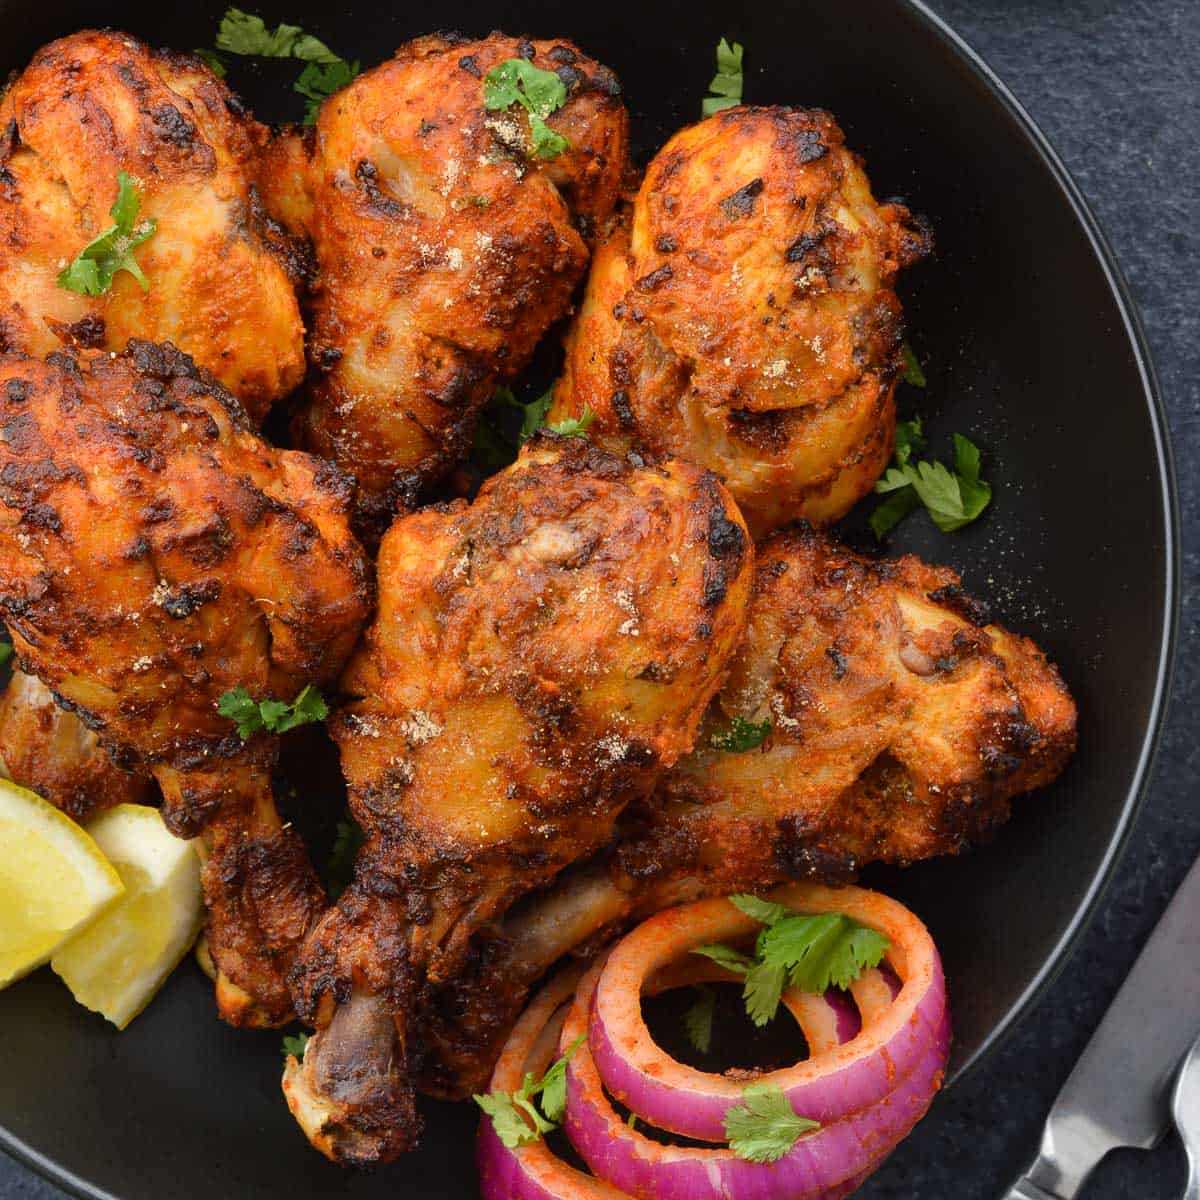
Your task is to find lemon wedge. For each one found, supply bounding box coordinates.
[0,778,125,988]
[52,803,203,1029]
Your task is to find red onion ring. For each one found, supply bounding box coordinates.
[563,959,952,1200]
[477,963,628,1200]
[588,883,948,1141]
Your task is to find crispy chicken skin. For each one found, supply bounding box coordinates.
[0,30,307,423]
[548,106,931,536]
[283,436,752,1163]
[257,32,629,532]
[0,342,371,1025]
[0,668,152,821]
[417,526,1077,1097]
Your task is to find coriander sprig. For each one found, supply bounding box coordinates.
[202,8,360,125]
[473,1034,586,1148]
[870,415,992,539]
[281,1031,309,1060]
[683,983,717,1054]
[693,895,890,1027]
[217,684,328,739]
[483,59,571,160]
[57,172,157,296]
[702,38,744,116]
[326,816,364,900]
[709,716,771,753]
[723,1081,820,1163]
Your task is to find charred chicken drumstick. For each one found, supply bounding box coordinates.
[257,32,629,533]
[0,342,371,1026]
[0,30,307,423]
[283,435,753,1163]
[417,525,1077,1097]
[548,105,931,537]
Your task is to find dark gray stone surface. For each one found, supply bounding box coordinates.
[2,1,1196,1196]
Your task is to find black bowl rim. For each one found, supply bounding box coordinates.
[0,1,1181,1197]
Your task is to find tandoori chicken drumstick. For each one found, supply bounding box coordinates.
[548,105,932,536]
[415,525,1077,1098]
[0,30,307,423]
[257,32,630,534]
[0,341,371,1026]
[283,434,753,1162]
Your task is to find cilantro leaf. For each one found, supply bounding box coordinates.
[474,1089,548,1148]
[870,426,991,538]
[709,716,771,753]
[483,59,571,160]
[294,58,361,125]
[759,913,890,994]
[57,172,157,296]
[519,389,555,441]
[742,960,786,1027]
[281,1031,309,1060]
[698,896,892,1026]
[537,1034,584,1123]
[868,485,921,539]
[0,640,12,668]
[728,894,789,926]
[692,943,754,976]
[216,8,340,61]
[471,386,556,472]
[217,684,328,739]
[473,1035,585,1147]
[545,405,594,439]
[724,1082,819,1163]
[326,817,364,900]
[900,342,926,387]
[683,984,716,1054]
[193,48,228,77]
[894,415,926,465]
[702,37,744,116]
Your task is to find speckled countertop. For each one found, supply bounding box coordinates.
[3,1,1198,1197]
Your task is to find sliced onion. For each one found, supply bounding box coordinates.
[563,959,951,1200]
[588,883,947,1141]
[477,962,629,1200]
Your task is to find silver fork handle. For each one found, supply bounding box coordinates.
[1184,1153,1200,1200]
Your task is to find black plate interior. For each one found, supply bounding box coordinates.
[0,1,1177,1198]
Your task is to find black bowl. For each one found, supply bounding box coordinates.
[0,2,1178,1198]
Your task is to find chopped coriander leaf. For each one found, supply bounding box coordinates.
[520,389,555,441]
[294,58,361,125]
[692,942,754,976]
[326,817,364,899]
[483,59,571,160]
[627,1111,639,1130]
[894,415,926,465]
[537,1034,584,1123]
[695,896,891,1026]
[759,913,890,994]
[473,1034,585,1147]
[868,485,922,539]
[709,716,771,753]
[724,1082,819,1163]
[900,342,926,387]
[742,961,787,1027]
[728,894,789,926]
[471,386,555,472]
[194,47,229,77]
[702,38,744,117]
[546,405,595,438]
[683,984,716,1054]
[57,172,157,297]
[217,683,328,739]
[0,640,11,668]
[281,1031,309,1059]
[870,426,991,538]
[215,8,340,61]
